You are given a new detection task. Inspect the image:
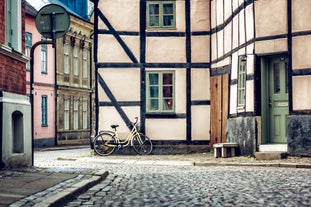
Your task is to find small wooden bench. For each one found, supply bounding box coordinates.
[213,142,239,158]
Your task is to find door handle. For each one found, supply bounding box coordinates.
[269,97,272,107]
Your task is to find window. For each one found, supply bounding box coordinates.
[83,100,88,129]
[41,37,47,73]
[146,71,174,113]
[64,99,70,130]
[25,33,32,71]
[73,46,79,76]
[5,0,22,51]
[41,96,48,126]
[64,43,70,75]
[147,1,176,29]
[83,49,88,79]
[237,56,247,108]
[73,100,79,130]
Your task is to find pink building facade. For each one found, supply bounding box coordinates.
[25,2,56,147]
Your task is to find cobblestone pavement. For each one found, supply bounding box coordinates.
[34,147,311,207]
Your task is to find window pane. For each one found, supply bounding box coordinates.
[149,86,158,98]
[149,16,159,27]
[163,4,173,14]
[149,74,158,85]
[149,99,159,111]
[163,86,172,98]
[274,63,280,94]
[163,98,173,110]
[163,15,174,26]
[163,73,172,84]
[149,4,159,15]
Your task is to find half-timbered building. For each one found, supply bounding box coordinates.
[93,0,311,156]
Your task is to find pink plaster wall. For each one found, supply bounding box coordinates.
[25,15,56,141]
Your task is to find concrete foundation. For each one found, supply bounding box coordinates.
[226,117,257,156]
[288,115,311,156]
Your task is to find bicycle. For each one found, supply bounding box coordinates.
[93,117,153,156]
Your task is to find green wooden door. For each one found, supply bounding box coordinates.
[268,57,288,143]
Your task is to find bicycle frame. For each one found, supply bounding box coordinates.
[113,122,140,147]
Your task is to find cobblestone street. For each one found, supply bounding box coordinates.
[35,148,311,207]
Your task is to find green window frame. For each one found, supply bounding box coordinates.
[25,32,32,71]
[41,96,48,126]
[147,1,176,29]
[146,71,175,113]
[237,56,247,108]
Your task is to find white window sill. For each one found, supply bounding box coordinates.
[0,44,29,63]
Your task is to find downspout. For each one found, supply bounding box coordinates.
[89,34,94,148]
[54,39,58,146]
[0,90,4,169]
[94,0,99,135]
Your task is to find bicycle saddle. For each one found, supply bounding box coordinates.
[111,125,119,129]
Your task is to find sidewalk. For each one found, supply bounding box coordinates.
[1,148,310,207]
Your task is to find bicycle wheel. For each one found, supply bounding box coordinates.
[93,133,116,156]
[132,133,153,155]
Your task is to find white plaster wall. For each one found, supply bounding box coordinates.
[146,37,186,63]
[98,106,140,137]
[191,69,210,101]
[232,0,239,11]
[292,36,311,70]
[216,0,224,25]
[246,80,254,112]
[1,92,32,167]
[98,69,141,102]
[224,22,232,54]
[146,119,186,140]
[292,76,311,110]
[239,8,246,45]
[175,69,187,114]
[210,0,216,29]
[97,35,140,63]
[98,0,140,31]
[191,0,210,31]
[292,0,311,32]
[224,0,232,20]
[231,52,238,80]
[191,36,210,62]
[246,54,255,75]
[230,84,238,115]
[217,30,224,58]
[232,15,239,49]
[245,4,254,42]
[192,105,210,140]
[255,0,287,38]
[211,34,217,61]
[255,38,288,55]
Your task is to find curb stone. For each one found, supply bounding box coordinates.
[33,170,109,207]
[193,162,311,169]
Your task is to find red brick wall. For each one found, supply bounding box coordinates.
[0,1,26,95]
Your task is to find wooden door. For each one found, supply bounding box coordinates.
[210,74,229,147]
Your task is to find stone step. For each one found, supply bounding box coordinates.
[255,151,288,160]
[258,144,287,152]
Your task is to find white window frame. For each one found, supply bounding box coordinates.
[237,56,247,108]
[83,48,88,79]
[5,0,22,52]
[64,99,70,130]
[64,43,70,75]
[83,100,88,129]
[73,46,79,77]
[73,100,79,130]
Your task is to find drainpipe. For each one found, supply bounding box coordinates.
[0,90,4,169]
[89,36,94,148]
[54,39,58,146]
[30,40,54,166]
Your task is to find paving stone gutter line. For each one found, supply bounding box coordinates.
[33,170,108,207]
